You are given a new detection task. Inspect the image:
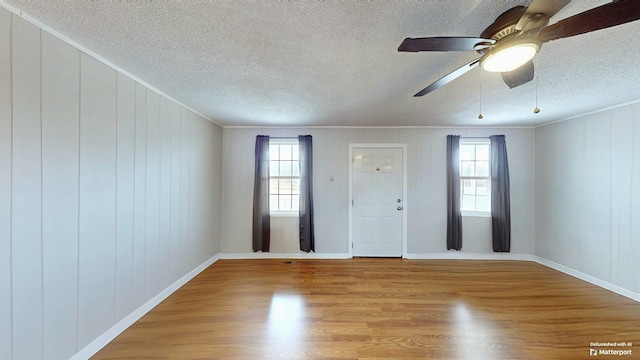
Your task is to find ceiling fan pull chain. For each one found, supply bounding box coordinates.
[534,53,541,114]
[478,68,484,120]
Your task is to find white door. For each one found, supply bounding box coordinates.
[352,147,404,257]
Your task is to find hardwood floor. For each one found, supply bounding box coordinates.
[92,259,640,359]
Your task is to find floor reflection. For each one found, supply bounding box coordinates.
[266,293,306,356]
[453,301,497,360]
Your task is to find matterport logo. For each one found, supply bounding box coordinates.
[589,342,633,356]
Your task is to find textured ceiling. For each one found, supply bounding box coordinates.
[3,0,640,126]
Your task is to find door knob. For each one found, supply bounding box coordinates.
[397,206,403,211]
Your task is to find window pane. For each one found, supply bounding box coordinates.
[280,145,292,160]
[269,144,279,160]
[280,161,292,176]
[476,195,490,212]
[461,145,475,160]
[476,145,489,161]
[462,195,475,211]
[462,179,476,195]
[461,161,475,176]
[292,179,300,195]
[459,141,491,213]
[270,160,279,176]
[279,195,291,211]
[270,179,280,195]
[269,142,301,214]
[279,179,292,195]
[476,161,489,177]
[270,195,279,210]
[476,179,488,196]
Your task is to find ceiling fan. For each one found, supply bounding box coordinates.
[399,0,640,97]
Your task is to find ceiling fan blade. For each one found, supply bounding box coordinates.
[539,0,640,43]
[501,60,535,89]
[516,0,571,30]
[398,37,495,52]
[414,58,480,97]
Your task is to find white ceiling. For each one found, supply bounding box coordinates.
[4,0,640,126]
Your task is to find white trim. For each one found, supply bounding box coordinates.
[269,211,298,218]
[533,257,640,303]
[403,253,640,302]
[224,125,536,129]
[222,252,532,261]
[69,254,221,360]
[349,143,408,258]
[220,252,350,260]
[461,210,491,218]
[0,1,219,127]
[405,252,537,261]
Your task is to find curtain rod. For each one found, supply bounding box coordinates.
[261,136,310,139]
[459,136,492,140]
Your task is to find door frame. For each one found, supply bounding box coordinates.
[348,143,408,258]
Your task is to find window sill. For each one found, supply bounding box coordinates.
[461,211,491,218]
[270,212,299,218]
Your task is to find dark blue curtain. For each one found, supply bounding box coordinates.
[252,135,270,252]
[446,135,462,250]
[490,135,511,252]
[298,135,315,252]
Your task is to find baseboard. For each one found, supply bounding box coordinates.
[533,257,640,303]
[404,252,537,261]
[221,252,537,261]
[220,252,350,260]
[402,253,639,302]
[70,254,221,360]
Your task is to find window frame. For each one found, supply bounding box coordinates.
[459,138,491,217]
[268,138,300,217]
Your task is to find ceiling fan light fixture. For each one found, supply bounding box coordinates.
[481,37,541,73]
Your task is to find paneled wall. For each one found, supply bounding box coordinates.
[0,11,223,360]
[221,127,535,256]
[0,9,12,360]
[536,102,640,294]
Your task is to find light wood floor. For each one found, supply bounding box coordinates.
[93,259,639,359]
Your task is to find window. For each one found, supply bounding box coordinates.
[269,140,299,215]
[460,139,491,215]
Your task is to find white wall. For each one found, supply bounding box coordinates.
[535,102,640,294]
[0,10,223,360]
[221,127,535,256]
